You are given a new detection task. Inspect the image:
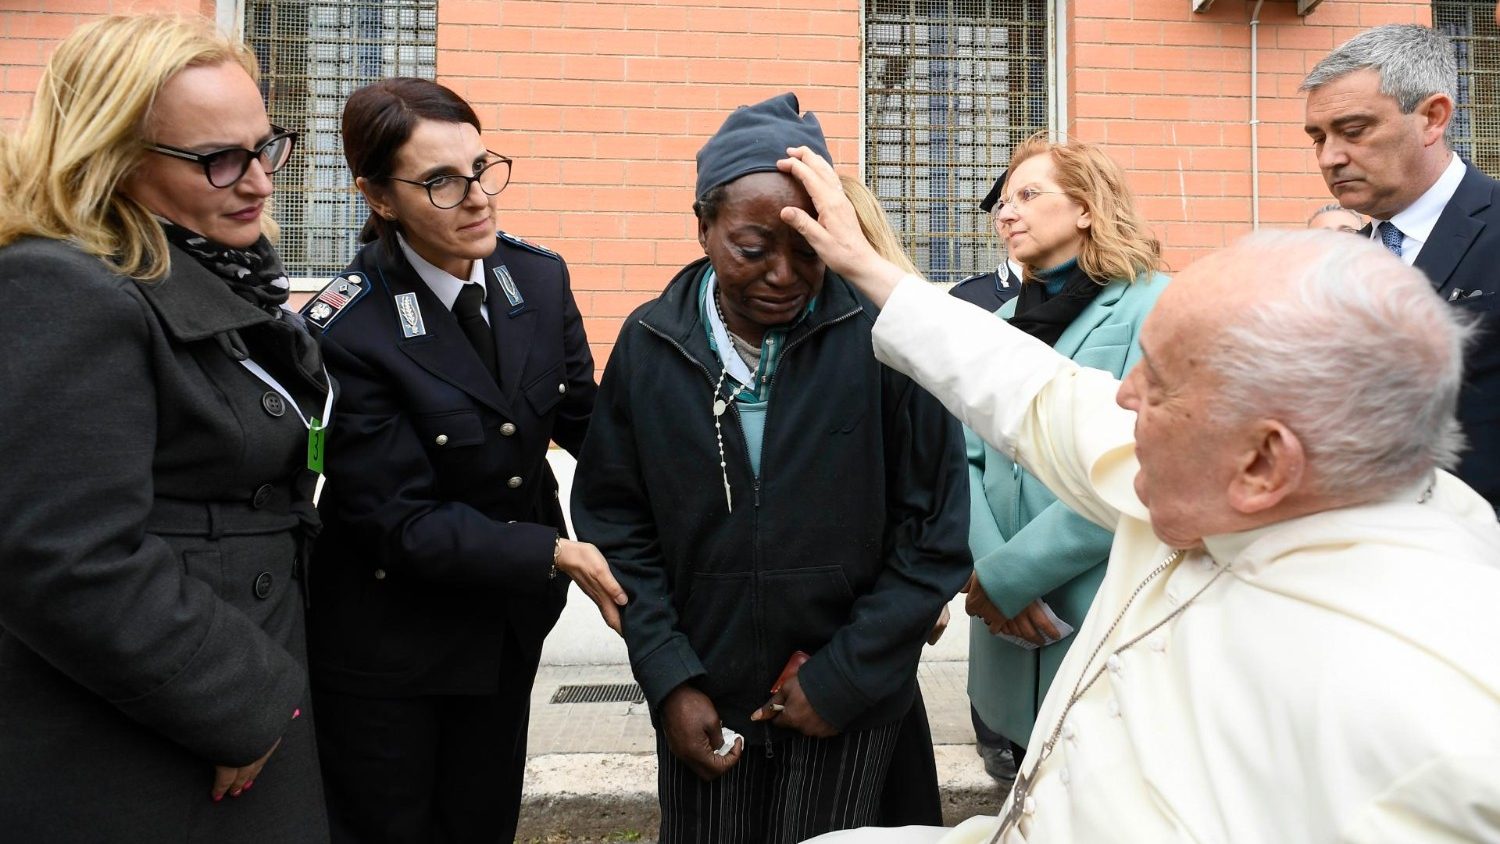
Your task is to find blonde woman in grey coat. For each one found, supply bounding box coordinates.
[0,16,329,842]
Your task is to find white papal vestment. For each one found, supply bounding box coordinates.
[805,277,1500,844]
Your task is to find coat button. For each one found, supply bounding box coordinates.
[499,423,517,437]
[253,572,273,599]
[435,434,449,446]
[261,392,285,417]
[557,382,566,394]
[1106,654,1123,674]
[1106,697,1121,718]
[1149,635,1167,652]
[1022,796,1036,815]
[373,568,386,580]
[251,484,273,508]
[507,476,523,489]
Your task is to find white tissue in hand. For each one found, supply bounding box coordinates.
[715,727,741,757]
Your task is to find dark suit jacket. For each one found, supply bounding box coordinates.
[949,265,1021,311]
[305,233,596,697]
[0,238,328,842]
[1413,165,1500,510]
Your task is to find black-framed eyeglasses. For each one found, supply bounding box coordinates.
[387,153,512,209]
[146,126,298,189]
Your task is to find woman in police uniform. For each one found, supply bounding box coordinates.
[304,77,623,844]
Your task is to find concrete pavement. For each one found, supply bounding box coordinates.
[519,452,1008,843]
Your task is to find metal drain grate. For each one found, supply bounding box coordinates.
[550,683,645,704]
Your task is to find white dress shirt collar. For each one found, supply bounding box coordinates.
[1373,153,1466,265]
[397,233,487,314]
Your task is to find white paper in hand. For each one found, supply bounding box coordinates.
[995,601,1074,650]
[715,727,741,757]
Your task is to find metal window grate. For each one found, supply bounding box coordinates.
[865,0,1050,285]
[1434,1,1500,177]
[245,0,437,279]
[550,683,646,705]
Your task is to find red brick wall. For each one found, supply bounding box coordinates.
[0,0,212,125]
[439,0,863,363]
[0,1,1449,351]
[1075,0,1432,271]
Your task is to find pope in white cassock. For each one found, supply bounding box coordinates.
[775,147,1500,843]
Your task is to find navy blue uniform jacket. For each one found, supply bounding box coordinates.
[948,265,1020,311]
[304,233,596,696]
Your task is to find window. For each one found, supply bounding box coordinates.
[1434,0,1500,177]
[864,0,1051,285]
[245,0,437,279]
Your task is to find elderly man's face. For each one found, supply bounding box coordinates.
[1116,271,1246,548]
[1303,68,1444,220]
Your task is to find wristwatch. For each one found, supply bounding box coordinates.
[550,534,562,580]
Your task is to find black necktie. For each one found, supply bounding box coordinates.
[453,283,498,380]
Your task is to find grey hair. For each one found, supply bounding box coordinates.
[1209,229,1475,504]
[1307,203,1362,226]
[1300,24,1457,114]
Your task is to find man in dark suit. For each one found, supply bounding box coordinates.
[1303,24,1498,513]
[950,168,1022,311]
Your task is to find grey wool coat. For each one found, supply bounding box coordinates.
[0,238,330,843]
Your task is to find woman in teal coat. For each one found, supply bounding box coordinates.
[963,135,1167,760]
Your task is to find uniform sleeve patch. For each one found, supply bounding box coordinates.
[497,231,560,260]
[301,272,368,331]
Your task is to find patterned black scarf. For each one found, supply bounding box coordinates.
[161,221,327,389]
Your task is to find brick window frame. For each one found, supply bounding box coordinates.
[245,0,437,285]
[1434,0,1500,176]
[863,0,1053,285]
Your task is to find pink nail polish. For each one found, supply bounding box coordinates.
[212,793,223,803]
[292,708,301,719]
[243,780,254,792]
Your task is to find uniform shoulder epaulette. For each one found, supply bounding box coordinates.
[497,231,560,260]
[953,272,987,288]
[301,271,369,332]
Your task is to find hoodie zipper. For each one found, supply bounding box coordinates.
[641,305,860,757]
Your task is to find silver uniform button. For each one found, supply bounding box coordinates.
[435,434,449,446]
[373,568,387,580]
[507,476,523,488]
[557,382,566,394]
[500,422,517,437]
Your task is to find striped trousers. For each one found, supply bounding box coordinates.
[656,721,901,844]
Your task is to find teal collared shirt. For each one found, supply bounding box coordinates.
[699,269,816,476]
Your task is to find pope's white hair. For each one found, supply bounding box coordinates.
[1209,229,1474,503]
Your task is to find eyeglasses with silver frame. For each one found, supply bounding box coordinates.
[387,153,513,210]
[146,126,298,189]
[994,186,1067,214]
